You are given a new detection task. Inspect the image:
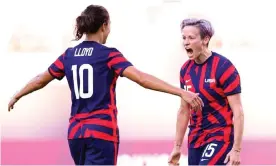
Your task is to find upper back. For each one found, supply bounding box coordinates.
[64,41,114,94]
[52,41,133,116]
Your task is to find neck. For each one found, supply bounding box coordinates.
[195,48,212,64]
[85,33,102,44]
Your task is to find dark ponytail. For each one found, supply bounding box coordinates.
[74,5,109,41]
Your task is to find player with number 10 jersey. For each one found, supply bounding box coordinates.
[48,42,132,142]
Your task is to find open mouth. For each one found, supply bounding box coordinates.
[185,48,193,54]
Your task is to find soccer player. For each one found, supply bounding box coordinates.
[168,19,244,166]
[7,5,204,165]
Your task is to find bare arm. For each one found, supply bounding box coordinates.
[8,70,55,111]
[13,71,54,100]
[227,93,244,151]
[122,66,204,109]
[123,66,182,96]
[168,100,190,165]
[174,99,190,147]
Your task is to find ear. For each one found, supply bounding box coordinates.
[203,36,210,46]
[99,24,105,32]
[101,22,108,32]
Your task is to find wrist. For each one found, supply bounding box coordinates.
[14,94,21,100]
[179,91,184,97]
[180,91,186,99]
[232,147,241,152]
[174,142,182,148]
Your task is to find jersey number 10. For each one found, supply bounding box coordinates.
[71,64,93,99]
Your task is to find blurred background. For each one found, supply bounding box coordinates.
[1,0,276,165]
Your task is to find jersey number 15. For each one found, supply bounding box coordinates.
[71,64,93,99]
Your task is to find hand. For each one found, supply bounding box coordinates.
[180,91,204,111]
[224,149,241,166]
[8,97,19,112]
[168,146,181,166]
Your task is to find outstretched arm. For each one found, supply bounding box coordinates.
[8,71,54,111]
[107,49,203,109]
[122,66,204,110]
[8,51,66,111]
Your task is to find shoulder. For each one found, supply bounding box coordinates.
[61,47,74,59]
[213,52,239,77]
[65,47,74,53]
[95,45,123,58]
[180,59,192,74]
[212,52,233,67]
[181,59,192,70]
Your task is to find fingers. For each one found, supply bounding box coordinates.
[195,98,203,111]
[232,160,240,166]
[181,92,204,111]
[192,100,200,111]
[168,152,181,166]
[168,160,179,165]
[8,104,13,112]
[196,93,204,107]
[190,96,203,111]
[8,100,15,112]
[224,154,230,164]
[189,100,196,109]
[225,157,240,166]
[230,159,235,166]
[168,160,179,166]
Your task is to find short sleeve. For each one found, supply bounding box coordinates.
[48,52,65,80]
[180,69,185,89]
[217,60,241,96]
[180,60,191,89]
[107,48,133,77]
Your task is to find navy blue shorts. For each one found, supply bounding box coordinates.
[68,138,119,165]
[188,141,233,165]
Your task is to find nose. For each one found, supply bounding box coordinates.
[183,39,190,46]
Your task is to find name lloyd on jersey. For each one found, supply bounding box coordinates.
[74,47,94,56]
